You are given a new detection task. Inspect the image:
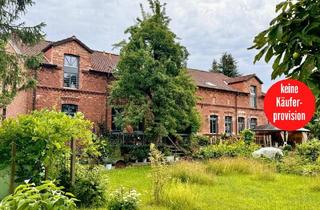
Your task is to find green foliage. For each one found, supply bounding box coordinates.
[195,140,259,159]
[110,0,200,142]
[57,164,108,208]
[0,110,95,183]
[191,134,210,147]
[307,111,320,139]
[250,0,320,105]
[210,52,241,77]
[0,181,77,210]
[297,139,320,162]
[240,129,255,145]
[71,165,108,208]
[276,154,320,176]
[108,187,140,210]
[149,143,168,204]
[0,0,45,116]
[129,146,150,161]
[0,0,45,43]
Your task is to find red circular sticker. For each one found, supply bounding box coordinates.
[264,79,315,131]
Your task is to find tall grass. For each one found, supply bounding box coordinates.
[158,181,200,210]
[169,161,215,185]
[205,157,276,181]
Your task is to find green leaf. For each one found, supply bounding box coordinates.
[300,56,316,80]
[265,47,274,63]
[254,46,268,63]
[276,25,283,39]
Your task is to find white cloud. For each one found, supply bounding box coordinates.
[22,0,283,91]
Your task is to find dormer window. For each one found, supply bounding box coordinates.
[64,55,79,88]
[250,86,257,108]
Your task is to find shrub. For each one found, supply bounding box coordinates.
[108,187,140,210]
[0,110,95,184]
[240,129,255,145]
[195,140,259,159]
[191,134,210,147]
[0,181,77,210]
[297,139,320,162]
[206,157,275,176]
[57,164,108,208]
[169,161,215,185]
[159,181,200,210]
[129,146,149,162]
[72,165,108,208]
[276,152,320,176]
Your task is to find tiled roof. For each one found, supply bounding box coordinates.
[187,69,242,92]
[91,51,119,73]
[225,74,263,84]
[11,37,118,73]
[12,37,261,91]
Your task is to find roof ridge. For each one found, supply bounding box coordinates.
[93,50,119,56]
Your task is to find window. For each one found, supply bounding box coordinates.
[250,118,258,129]
[64,55,79,88]
[210,115,218,134]
[238,117,245,133]
[225,116,232,135]
[61,104,78,116]
[250,86,257,108]
[111,108,122,131]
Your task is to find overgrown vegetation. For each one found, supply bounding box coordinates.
[277,139,320,176]
[169,161,215,185]
[0,181,77,210]
[195,140,259,159]
[0,110,95,184]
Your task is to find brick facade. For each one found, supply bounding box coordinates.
[7,36,267,135]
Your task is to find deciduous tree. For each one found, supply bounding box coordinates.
[110,0,200,143]
[250,0,320,106]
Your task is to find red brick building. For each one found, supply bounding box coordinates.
[6,36,267,135]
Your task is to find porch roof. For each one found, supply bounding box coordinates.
[253,124,310,132]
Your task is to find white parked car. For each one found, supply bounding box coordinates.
[252,147,283,159]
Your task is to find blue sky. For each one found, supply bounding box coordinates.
[22,0,282,91]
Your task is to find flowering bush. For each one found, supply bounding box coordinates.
[108,187,140,210]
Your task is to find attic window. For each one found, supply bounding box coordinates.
[205,82,216,87]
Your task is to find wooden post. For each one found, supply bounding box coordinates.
[9,140,16,194]
[70,138,76,186]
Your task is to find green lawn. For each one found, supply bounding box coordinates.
[105,165,320,210]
